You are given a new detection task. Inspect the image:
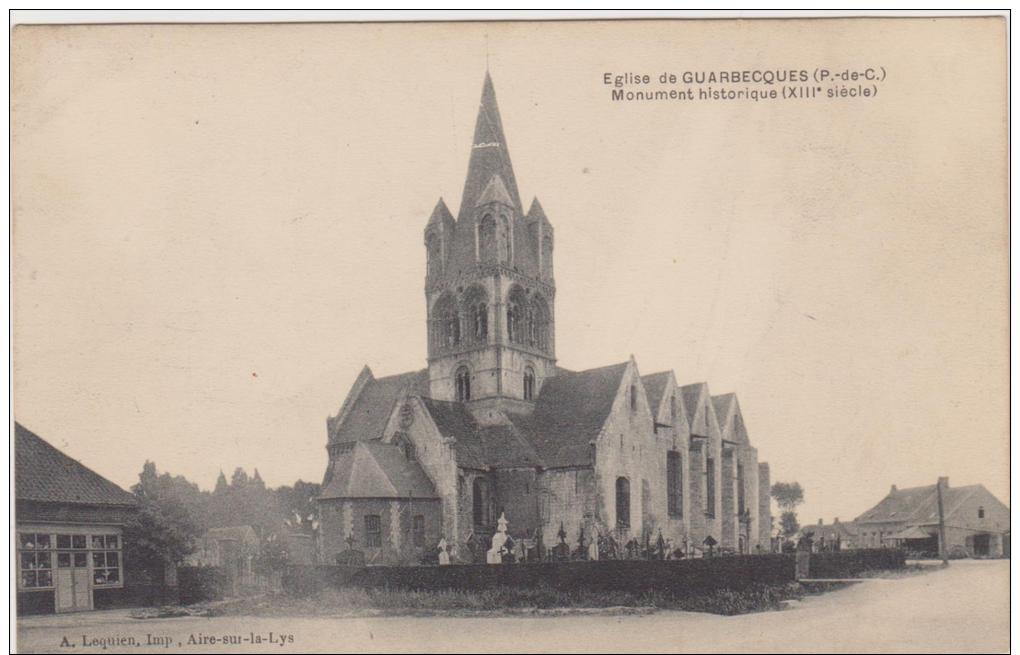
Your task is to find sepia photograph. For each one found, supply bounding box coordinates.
[10,11,1010,653]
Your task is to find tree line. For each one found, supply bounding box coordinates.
[124,461,319,578]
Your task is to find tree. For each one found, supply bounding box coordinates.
[779,511,800,538]
[124,461,207,581]
[274,480,321,533]
[771,481,805,538]
[771,481,804,512]
[214,470,228,494]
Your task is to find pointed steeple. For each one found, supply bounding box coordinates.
[526,197,551,227]
[459,73,522,219]
[426,197,454,228]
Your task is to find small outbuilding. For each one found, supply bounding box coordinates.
[15,423,149,614]
[855,477,1009,558]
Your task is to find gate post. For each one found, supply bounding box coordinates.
[795,550,810,580]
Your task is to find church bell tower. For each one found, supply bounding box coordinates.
[423,73,556,414]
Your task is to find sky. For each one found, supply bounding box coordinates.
[12,19,1008,524]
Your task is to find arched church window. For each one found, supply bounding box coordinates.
[425,231,442,277]
[473,303,487,341]
[630,384,638,411]
[497,214,512,264]
[461,286,489,344]
[531,294,550,351]
[616,477,631,529]
[507,286,527,345]
[472,477,490,528]
[432,293,459,351]
[455,366,471,402]
[542,234,553,275]
[523,367,535,400]
[478,214,496,262]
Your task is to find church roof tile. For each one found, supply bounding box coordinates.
[318,440,438,500]
[517,361,629,468]
[329,369,428,444]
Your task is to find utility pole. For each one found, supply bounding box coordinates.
[936,477,948,565]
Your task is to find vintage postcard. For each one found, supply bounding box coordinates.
[10,14,1009,654]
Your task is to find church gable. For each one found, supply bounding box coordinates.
[681,382,722,440]
[327,368,428,444]
[642,370,688,436]
[712,393,749,445]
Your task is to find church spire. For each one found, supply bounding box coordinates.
[458,73,523,219]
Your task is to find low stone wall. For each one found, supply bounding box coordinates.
[285,554,796,598]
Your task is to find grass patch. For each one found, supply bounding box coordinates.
[219,582,814,618]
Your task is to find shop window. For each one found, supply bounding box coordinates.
[18,533,53,589]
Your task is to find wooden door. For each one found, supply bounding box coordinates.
[55,550,92,612]
[55,567,74,612]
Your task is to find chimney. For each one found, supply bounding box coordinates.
[890,484,898,494]
[938,476,949,489]
[818,518,823,526]
[834,517,840,524]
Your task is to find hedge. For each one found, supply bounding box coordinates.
[284,549,908,599]
[178,566,228,604]
[285,554,795,598]
[809,548,906,578]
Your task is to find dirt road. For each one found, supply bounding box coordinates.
[16,559,1008,653]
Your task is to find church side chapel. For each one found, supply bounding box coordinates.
[315,73,773,565]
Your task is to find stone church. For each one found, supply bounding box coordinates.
[316,73,773,565]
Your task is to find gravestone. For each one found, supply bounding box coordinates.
[486,513,511,564]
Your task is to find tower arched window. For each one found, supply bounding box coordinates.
[425,231,442,277]
[462,286,489,344]
[630,384,638,411]
[478,214,496,262]
[497,214,511,264]
[523,367,535,401]
[474,303,487,341]
[542,234,553,275]
[530,294,550,351]
[455,366,471,402]
[432,293,459,351]
[507,285,527,345]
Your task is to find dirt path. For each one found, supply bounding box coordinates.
[16,559,1008,653]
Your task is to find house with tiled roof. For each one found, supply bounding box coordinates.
[854,477,1009,557]
[801,518,861,551]
[15,422,142,614]
[315,74,774,564]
